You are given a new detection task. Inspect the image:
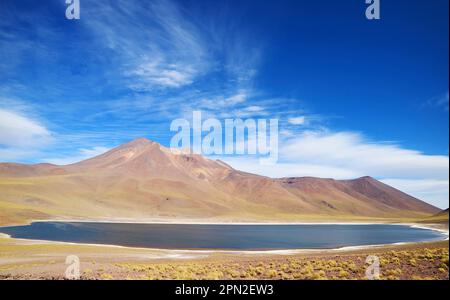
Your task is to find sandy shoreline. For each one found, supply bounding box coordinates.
[0,236,448,280]
[1,220,448,280]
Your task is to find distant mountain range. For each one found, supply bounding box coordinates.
[0,138,440,225]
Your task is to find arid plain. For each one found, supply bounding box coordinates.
[0,138,448,280]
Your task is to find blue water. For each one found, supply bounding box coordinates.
[0,222,445,250]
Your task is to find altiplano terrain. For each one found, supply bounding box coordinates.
[0,233,447,280]
[0,138,448,280]
[0,138,441,226]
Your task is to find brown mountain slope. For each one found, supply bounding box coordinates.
[0,162,65,177]
[278,177,438,218]
[436,208,449,216]
[0,138,440,225]
[419,208,449,224]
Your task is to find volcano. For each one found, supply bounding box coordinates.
[0,138,440,225]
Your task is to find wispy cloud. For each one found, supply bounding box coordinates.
[423,91,449,111]
[0,108,51,147]
[281,131,449,180]
[380,179,449,209]
[44,146,110,165]
[0,102,53,162]
[83,0,211,90]
[0,0,266,145]
[218,130,449,208]
[0,0,447,209]
[288,116,306,125]
[199,91,248,110]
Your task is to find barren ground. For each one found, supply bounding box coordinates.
[0,226,448,280]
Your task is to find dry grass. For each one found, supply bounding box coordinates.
[0,239,449,280]
[0,225,447,280]
[106,247,448,280]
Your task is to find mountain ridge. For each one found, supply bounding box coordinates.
[0,138,440,225]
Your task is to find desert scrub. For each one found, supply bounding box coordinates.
[304,270,326,280]
[265,269,278,278]
[379,257,389,268]
[301,264,314,275]
[281,272,294,280]
[411,275,435,280]
[100,273,114,280]
[280,263,291,272]
[338,270,349,279]
[346,262,358,272]
[441,255,449,266]
[327,260,338,268]
[382,268,402,280]
[292,270,304,279]
[205,271,224,280]
[245,266,258,277]
[421,248,435,260]
[255,266,265,275]
[61,245,448,280]
[225,269,241,279]
[287,259,301,268]
[383,275,399,280]
[390,257,401,266]
[83,268,93,278]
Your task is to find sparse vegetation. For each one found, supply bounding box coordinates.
[109,246,448,280]
[0,232,447,280]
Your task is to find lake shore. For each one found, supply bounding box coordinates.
[5,216,449,229]
[1,218,447,280]
[0,219,448,251]
[0,233,447,280]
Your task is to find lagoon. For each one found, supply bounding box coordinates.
[0,222,445,250]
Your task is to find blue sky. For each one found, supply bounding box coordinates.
[0,0,448,208]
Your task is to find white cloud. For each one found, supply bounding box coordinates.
[288,116,306,125]
[424,91,449,111]
[231,105,268,118]
[215,130,449,208]
[200,91,248,110]
[130,61,196,88]
[227,93,248,105]
[0,108,51,148]
[245,106,265,112]
[381,179,449,209]
[220,157,362,179]
[44,146,110,165]
[85,0,210,90]
[281,131,449,180]
[280,129,294,137]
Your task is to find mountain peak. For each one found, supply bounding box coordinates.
[118,137,158,150]
[124,137,154,145]
[353,176,376,182]
[0,137,440,219]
